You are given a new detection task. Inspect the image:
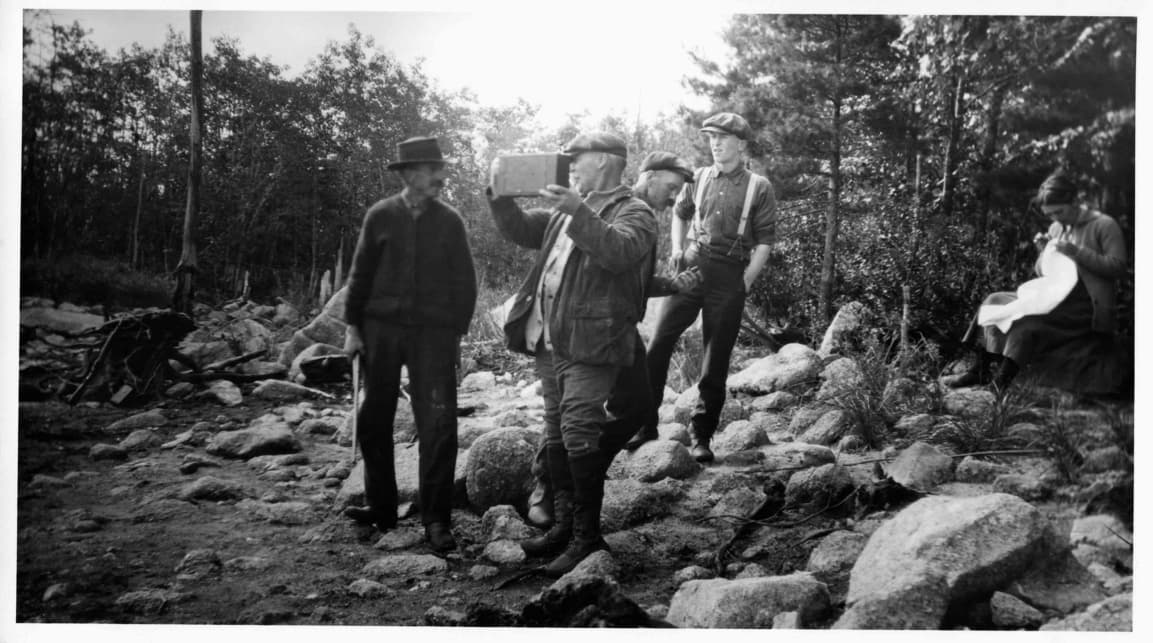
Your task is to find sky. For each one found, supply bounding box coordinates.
[21,3,735,130]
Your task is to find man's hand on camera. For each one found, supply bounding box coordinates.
[539,184,582,214]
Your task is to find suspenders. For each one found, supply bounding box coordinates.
[690,166,765,258]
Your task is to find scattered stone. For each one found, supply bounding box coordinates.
[298,417,342,436]
[20,306,105,334]
[602,479,684,532]
[818,301,868,357]
[841,493,1048,629]
[770,610,801,629]
[175,549,222,580]
[483,539,527,565]
[200,380,243,406]
[247,452,310,471]
[992,474,1053,501]
[42,583,70,602]
[618,439,700,482]
[424,605,468,626]
[205,422,301,460]
[178,457,221,475]
[30,474,69,488]
[759,442,836,471]
[1007,547,1109,616]
[252,379,331,401]
[114,588,186,615]
[713,419,770,455]
[727,343,823,395]
[177,476,245,502]
[1070,514,1132,555]
[666,572,831,628]
[806,530,868,602]
[119,428,162,451]
[784,463,855,511]
[894,413,935,435]
[990,590,1044,629]
[224,556,271,571]
[89,444,128,461]
[106,410,168,433]
[709,486,767,522]
[816,357,865,401]
[362,554,448,578]
[238,499,316,525]
[797,409,851,446]
[1039,593,1131,631]
[881,377,922,410]
[1080,446,1132,474]
[556,550,619,582]
[464,427,539,512]
[289,342,345,382]
[347,578,393,598]
[943,388,997,417]
[750,391,798,412]
[479,505,535,542]
[374,527,425,551]
[469,565,499,581]
[460,371,497,392]
[165,382,196,398]
[955,456,1011,483]
[882,441,955,492]
[735,563,769,579]
[657,422,691,445]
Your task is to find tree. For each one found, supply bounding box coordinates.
[172,10,203,314]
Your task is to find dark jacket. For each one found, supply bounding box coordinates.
[1035,207,1127,333]
[487,185,657,367]
[345,194,477,335]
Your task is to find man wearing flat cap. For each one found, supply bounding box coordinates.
[637,112,777,462]
[343,136,477,552]
[486,132,657,576]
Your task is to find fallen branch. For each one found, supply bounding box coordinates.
[752,448,1048,475]
[203,348,267,371]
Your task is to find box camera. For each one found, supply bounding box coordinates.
[492,153,571,197]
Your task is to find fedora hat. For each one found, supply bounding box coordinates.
[386,136,454,170]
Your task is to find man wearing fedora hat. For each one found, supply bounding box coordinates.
[635,112,777,462]
[522,151,695,529]
[343,136,477,552]
[486,132,657,576]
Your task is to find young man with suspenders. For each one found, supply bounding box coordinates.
[630,112,777,462]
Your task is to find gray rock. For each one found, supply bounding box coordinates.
[657,422,691,445]
[818,301,867,357]
[225,318,273,355]
[273,301,300,326]
[992,474,1053,501]
[955,456,1011,483]
[175,549,222,580]
[205,422,301,460]
[288,342,344,381]
[347,578,393,598]
[297,417,343,436]
[201,380,243,406]
[114,588,187,615]
[943,388,997,417]
[165,382,196,399]
[602,479,684,532]
[374,526,425,551]
[735,563,770,579]
[1039,593,1131,631]
[42,583,70,602]
[806,530,868,602]
[882,377,922,411]
[797,409,851,446]
[894,413,935,435]
[882,441,955,492]
[618,439,700,482]
[991,591,1044,629]
[238,360,288,378]
[119,428,162,451]
[709,486,767,521]
[482,539,527,565]
[771,610,801,629]
[843,493,1048,628]
[479,505,535,542]
[674,388,744,426]
[785,463,855,510]
[666,572,830,628]
[727,344,823,395]
[237,499,316,525]
[464,427,539,512]
[816,357,865,401]
[252,379,329,401]
[1080,446,1132,474]
[674,565,715,583]
[1070,514,1132,554]
[106,410,168,432]
[90,443,129,461]
[20,306,105,334]
[223,556,271,571]
[182,340,235,368]
[750,391,798,412]
[1007,547,1108,616]
[177,476,245,501]
[758,442,836,471]
[713,419,770,455]
[30,474,69,488]
[553,550,619,585]
[362,554,448,578]
[470,565,500,581]
[460,371,497,392]
[278,287,349,367]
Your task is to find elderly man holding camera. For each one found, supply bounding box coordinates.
[343,136,477,553]
[632,112,777,463]
[486,132,657,576]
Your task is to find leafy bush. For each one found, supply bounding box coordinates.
[21,254,172,312]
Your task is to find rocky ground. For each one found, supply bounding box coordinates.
[12,296,1135,630]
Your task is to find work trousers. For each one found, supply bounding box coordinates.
[358,321,458,526]
[645,256,745,438]
[535,344,620,458]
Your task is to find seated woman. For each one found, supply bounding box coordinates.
[947,171,1127,391]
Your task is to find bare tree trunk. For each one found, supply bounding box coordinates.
[940,72,966,216]
[173,10,203,315]
[334,237,344,290]
[975,83,1006,243]
[818,23,844,325]
[131,141,145,270]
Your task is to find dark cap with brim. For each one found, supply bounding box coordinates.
[640,151,694,182]
[562,131,628,158]
[699,112,752,141]
[386,136,455,170]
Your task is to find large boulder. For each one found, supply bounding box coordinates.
[784,463,855,511]
[614,439,700,482]
[289,342,345,382]
[839,493,1050,629]
[1039,594,1132,632]
[602,479,684,532]
[464,427,539,512]
[205,417,301,460]
[278,286,349,367]
[797,409,851,446]
[816,357,865,402]
[225,318,273,355]
[726,343,822,395]
[883,441,956,492]
[758,442,836,471]
[712,419,770,457]
[818,301,867,358]
[666,573,830,628]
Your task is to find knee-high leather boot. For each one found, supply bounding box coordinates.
[542,451,609,577]
[520,444,573,557]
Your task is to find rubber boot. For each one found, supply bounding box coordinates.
[520,444,573,557]
[543,451,609,578]
[689,425,714,463]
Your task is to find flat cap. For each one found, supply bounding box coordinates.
[700,112,752,140]
[563,131,628,158]
[640,151,694,182]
